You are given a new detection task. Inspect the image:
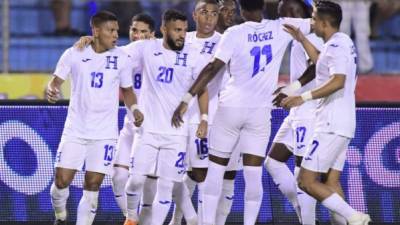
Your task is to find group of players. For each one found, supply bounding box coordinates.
[46,0,372,225]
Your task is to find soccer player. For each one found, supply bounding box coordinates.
[123,9,208,225]
[47,11,143,225]
[263,0,323,224]
[281,1,371,225]
[168,1,239,225]
[171,0,311,224]
[216,0,237,34]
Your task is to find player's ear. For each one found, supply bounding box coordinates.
[92,26,99,38]
[192,11,197,22]
[160,24,166,36]
[150,31,155,39]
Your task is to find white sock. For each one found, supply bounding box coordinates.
[243,166,263,225]
[170,175,197,225]
[151,178,174,225]
[112,167,129,216]
[197,182,205,225]
[76,190,99,225]
[330,211,347,225]
[321,193,357,220]
[265,157,300,217]
[172,181,197,225]
[139,177,157,225]
[202,162,226,225]
[125,174,146,221]
[50,183,69,221]
[294,166,316,225]
[215,179,234,225]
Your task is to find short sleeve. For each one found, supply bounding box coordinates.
[122,41,145,71]
[54,48,73,80]
[119,55,134,88]
[326,44,349,76]
[214,27,238,63]
[281,18,311,35]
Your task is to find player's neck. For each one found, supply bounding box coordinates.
[323,29,339,42]
[196,30,215,38]
[91,41,108,53]
[242,10,263,23]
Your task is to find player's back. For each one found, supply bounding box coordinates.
[215,18,310,108]
[315,32,357,138]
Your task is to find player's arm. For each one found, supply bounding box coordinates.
[121,87,144,127]
[283,24,320,63]
[73,36,93,51]
[46,75,64,103]
[196,88,209,139]
[171,59,225,128]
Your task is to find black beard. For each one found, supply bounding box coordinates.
[166,35,184,51]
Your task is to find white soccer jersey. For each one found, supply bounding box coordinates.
[215,18,310,108]
[288,33,324,120]
[314,32,357,138]
[124,39,201,135]
[54,45,133,139]
[185,31,224,125]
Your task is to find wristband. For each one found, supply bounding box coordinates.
[201,114,208,122]
[182,93,193,104]
[301,91,313,101]
[282,80,302,95]
[130,104,139,112]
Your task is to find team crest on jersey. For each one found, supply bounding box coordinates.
[201,41,216,54]
[175,52,188,67]
[105,56,118,70]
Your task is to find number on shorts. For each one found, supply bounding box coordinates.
[305,140,319,160]
[175,152,185,168]
[104,145,114,162]
[195,138,208,159]
[296,126,306,144]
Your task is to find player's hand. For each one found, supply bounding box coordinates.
[171,102,188,128]
[46,84,60,103]
[196,120,208,139]
[272,86,288,107]
[133,109,144,127]
[283,24,306,43]
[281,96,304,109]
[73,36,93,51]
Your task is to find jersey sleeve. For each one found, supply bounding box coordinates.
[54,47,73,80]
[119,55,134,88]
[123,41,145,71]
[214,27,238,64]
[326,43,350,76]
[281,18,311,35]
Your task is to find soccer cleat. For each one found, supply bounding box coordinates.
[347,212,371,225]
[124,218,139,225]
[53,219,67,225]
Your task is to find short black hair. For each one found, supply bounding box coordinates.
[162,9,187,24]
[131,13,156,32]
[90,10,117,27]
[239,0,264,11]
[315,0,342,28]
[196,0,219,6]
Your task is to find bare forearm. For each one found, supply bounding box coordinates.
[49,75,64,89]
[189,59,225,96]
[197,88,209,116]
[300,39,320,64]
[298,64,316,86]
[121,87,138,108]
[309,75,345,99]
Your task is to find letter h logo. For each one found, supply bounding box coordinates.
[105,56,118,70]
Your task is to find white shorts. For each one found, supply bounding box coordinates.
[55,135,117,175]
[129,132,187,182]
[114,119,136,167]
[301,132,349,173]
[209,106,271,158]
[273,118,315,157]
[186,124,242,171]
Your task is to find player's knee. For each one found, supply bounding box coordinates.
[125,174,146,193]
[191,168,208,183]
[297,174,314,194]
[112,167,129,184]
[223,170,236,180]
[54,177,70,189]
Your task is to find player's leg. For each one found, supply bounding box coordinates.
[76,139,115,225]
[299,133,371,225]
[171,179,197,225]
[139,176,157,225]
[125,132,159,225]
[215,170,236,225]
[112,120,134,216]
[51,135,85,223]
[292,120,317,225]
[202,106,242,225]
[240,107,271,225]
[152,135,196,225]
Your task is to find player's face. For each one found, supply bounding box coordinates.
[193,3,219,35]
[94,21,119,49]
[278,1,303,18]
[129,21,154,42]
[162,20,188,51]
[219,1,236,28]
[311,10,324,37]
